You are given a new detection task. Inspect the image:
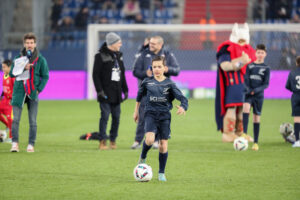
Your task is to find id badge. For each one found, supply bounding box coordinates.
[111,68,121,81]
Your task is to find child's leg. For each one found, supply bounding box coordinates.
[140,132,155,159]
[0,114,9,128]
[243,102,251,134]
[158,139,168,174]
[253,114,261,143]
[294,117,300,142]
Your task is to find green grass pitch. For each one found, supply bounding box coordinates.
[0,99,299,200]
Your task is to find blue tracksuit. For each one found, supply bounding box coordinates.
[286,67,300,116]
[244,62,270,115]
[136,77,188,139]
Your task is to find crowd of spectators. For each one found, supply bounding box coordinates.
[49,0,177,48]
[253,0,300,23]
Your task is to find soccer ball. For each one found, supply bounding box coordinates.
[233,137,248,151]
[133,163,153,182]
[279,123,293,137]
[0,130,7,143]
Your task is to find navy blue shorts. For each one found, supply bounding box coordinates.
[245,95,264,115]
[291,95,300,116]
[144,111,171,140]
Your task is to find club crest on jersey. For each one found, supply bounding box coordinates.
[163,87,169,94]
[259,68,266,75]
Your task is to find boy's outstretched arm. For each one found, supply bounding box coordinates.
[133,102,141,123]
[171,83,189,113]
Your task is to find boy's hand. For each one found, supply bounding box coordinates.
[133,111,139,123]
[176,105,186,115]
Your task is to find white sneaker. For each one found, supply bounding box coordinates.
[152,141,159,149]
[27,144,35,152]
[131,141,141,149]
[10,142,19,152]
[292,140,300,148]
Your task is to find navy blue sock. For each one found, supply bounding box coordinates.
[253,122,260,143]
[294,123,300,141]
[243,113,249,134]
[159,152,168,173]
[141,141,152,159]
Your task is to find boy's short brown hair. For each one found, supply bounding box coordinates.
[23,32,37,43]
[2,59,12,67]
[256,44,266,52]
[152,56,166,66]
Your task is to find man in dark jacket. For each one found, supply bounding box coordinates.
[131,35,180,149]
[92,32,128,150]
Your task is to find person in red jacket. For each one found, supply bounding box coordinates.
[0,59,14,142]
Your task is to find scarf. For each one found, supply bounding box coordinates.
[20,48,39,95]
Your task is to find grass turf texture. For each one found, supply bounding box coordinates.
[0,99,299,200]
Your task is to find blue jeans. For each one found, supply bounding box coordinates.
[99,102,120,142]
[12,98,38,145]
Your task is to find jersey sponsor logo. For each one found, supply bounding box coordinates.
[150,96,167,102]
[146,54,151,58]
[259,68,266,76]
[250,75,262,80]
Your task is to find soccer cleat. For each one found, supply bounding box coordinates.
[138,157,146,164]
[152,141,159,149]
[292,140,300,148]
[27,144,35,153]
[10,142,19,152]
[252,143,259,151]
[241,133,254,142]
[131,141,141,149]
[158,173,167,182]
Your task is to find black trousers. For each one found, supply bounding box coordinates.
[99,102,121,142]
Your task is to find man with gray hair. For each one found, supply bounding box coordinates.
[131,35,180,149]
[93,32,128,150]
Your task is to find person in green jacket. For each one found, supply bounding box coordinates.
[9,32,49,153]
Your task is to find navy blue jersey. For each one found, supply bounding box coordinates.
[244,63,270,96]
[136,77,188,113]
[286,68,300,116]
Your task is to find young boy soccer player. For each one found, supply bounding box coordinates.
[0,60,14,142]
[285,56,300,147]
[133,56,188,182]
[242,44,270,151]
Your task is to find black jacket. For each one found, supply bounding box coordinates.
[92,43,128,103]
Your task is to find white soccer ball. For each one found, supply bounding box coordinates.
[0,130,7,142]
[133,163,153,182]
[279,123,293,137]
[233,137,248,151]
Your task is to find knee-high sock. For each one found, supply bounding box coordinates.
[159,152,168,173]
[253,122,260,143]
[294,123,300,141]
[243,113,249,134]
[141,141,152,159]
